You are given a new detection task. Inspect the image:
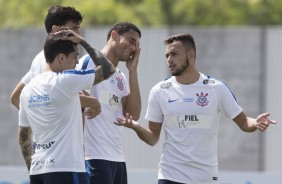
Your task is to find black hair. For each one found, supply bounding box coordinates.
[164,34,196,54]
[44,35,76,64]
[106,22,141,41]
[44,6,83,33]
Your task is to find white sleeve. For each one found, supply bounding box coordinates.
[19,93,30,127]
[21,51,46,85]
[57,69,96,98]
[217,83,243,119]
[145,84,163,123]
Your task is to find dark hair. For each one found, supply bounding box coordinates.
[164,34,196,53]
[44,6,83,33]
[106,22,141,41]
[44,35,76,64]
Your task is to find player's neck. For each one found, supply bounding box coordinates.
[101,44,119,68]
[175,69,200,85]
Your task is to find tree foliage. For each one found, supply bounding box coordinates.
[1,0,282,28]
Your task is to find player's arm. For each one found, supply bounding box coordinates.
[233,112,276,132]
[80,40,115,84]
[79,95,101,119]
[115,113,162,146]
[122,46,142,120]
[52,30,115,84]
[10,81,25,109]
[18,126,33,171]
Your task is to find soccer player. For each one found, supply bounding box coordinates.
[115,33,276,184]
[77,22,142,184]
[10,5,101,118]
[18,30,115,183]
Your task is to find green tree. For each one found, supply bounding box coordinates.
[1,0,282,28]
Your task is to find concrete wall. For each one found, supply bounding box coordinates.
[1,26,281,171]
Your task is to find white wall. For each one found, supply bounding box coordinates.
[265,27,282,171]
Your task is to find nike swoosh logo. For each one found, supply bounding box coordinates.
[168,99,179,103]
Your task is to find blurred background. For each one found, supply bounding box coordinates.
[1,0,282,183]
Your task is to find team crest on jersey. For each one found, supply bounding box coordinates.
[116,76,124,91]
[160,82,172,89]
[196,92,209,107]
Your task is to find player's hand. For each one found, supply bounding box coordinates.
[256,113,276,132]
[51,29,84,44]
[126,42,141,72]
[114,113,137,129]
[84,100,101,119]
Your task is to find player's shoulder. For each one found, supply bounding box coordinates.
[200,73,224,86]
[152,76,174,92]
[31,50,45,64]
[77,54,94,70]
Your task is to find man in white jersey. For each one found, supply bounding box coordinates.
[76,22,141,184]
[115,34,277,184]
[18,30,115,184]
[10,5,101,118]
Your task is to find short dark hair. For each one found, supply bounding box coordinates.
[164,34,196,53]
[44,34,76,64]
[44,6,83,33]
[106,22,141,41]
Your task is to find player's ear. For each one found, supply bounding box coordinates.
[111,30,118,41]
[51,25,59,33]
[57,53,65,64]
[188,49,196,61]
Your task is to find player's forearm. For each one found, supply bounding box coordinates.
[132,123,159,146]
[18,127,33,171]
[11,82,25,109]
[124,71,141,120]
[243,117,258,132]
[80,40,115,79]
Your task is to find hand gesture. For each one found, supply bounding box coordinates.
[114,113,137,129]
[256,113,276,132]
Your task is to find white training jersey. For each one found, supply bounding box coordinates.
[19,69,95,175]
[145,73,243,184]
[21,50,46,85]
[77,54,129,162]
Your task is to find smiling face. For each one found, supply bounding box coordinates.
[165,41,190,76]
[114,29,140,61]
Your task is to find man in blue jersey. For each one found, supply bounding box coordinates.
[18,30,115,184]
[115,33,277,184]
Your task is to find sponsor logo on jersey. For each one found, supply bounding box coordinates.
[33,141,55,150]
[203,79,215,85]
[196,92,209,107]
[168,98,194,103]
[109,94,119,106]
[177,115,200,128]
[116,76,124,91]
[32,158,55,169]
[168,99,179,103]
[160,82,172,89]
[27,93,51,108]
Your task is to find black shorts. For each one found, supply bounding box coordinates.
[85,159,127,184]
[30,172,88,184]
[158,179,184,184]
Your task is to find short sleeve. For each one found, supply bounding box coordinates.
[145,84,163,123]
[217,83,243,119]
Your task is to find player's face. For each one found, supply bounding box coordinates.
[115,30,140,61]
[62,46,79,70]
[165,41,189,76]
